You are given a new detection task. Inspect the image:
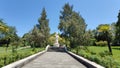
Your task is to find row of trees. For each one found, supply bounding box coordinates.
[58,3,120,55]
[0,8,50,48]
[21,3,88,48]
[22,3,120,49]
[1,3,120,54]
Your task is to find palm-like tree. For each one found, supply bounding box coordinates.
[98,24,112,55]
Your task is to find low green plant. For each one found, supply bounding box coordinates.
[99,50,111,57]
[95,41,107,46]
[71,46,120,68]
[0,47,44,68]
[101,56,119,68]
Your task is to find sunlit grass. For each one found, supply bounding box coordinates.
[71,46,120,67]
[0,46,45,67]
[87,46,120,63]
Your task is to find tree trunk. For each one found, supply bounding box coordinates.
[107,40,112,55]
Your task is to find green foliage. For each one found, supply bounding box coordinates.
[87,55,101,64]
[58,3,87,48]
[0,20,19,42]
[83,30,94,46]
[95,24,112,54]
[38,8,50,46]
[95,41,107,46]
[0,47,44,67]
[0,20,9,34]
[95,24,112,41]
[101,56,119,68]
[59,36,66,45]
[114,11,120,46]
[48,34,55,45]
[0,20,19,53]
[6,26,19,43]
[48,33,69,46]
[29,26,45,47]
[99,50,111,57]
[21,33,31,47]
[71,46,120,68]
[11,41,19,53]
[110,23,116,43]
[22,8,50,48]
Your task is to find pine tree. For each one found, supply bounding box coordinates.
[58,3,87,48]
[58,3,73,37]
[38,8,50,46]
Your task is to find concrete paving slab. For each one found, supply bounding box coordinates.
[22,52,86,68]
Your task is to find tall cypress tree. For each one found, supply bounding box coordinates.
[38,8,50,46]
[115,11,120,45]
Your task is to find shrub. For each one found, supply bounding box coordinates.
[0,60,4,67]
[101,56,120,68]
[87,55,101,64]
[99,50,111,57]
[0,48,44,68]
[95,41,107,46]
[90,51,96,55]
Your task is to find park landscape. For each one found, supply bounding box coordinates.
[0,1,120,68]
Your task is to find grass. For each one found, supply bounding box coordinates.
[0,46,45,67]
[71,46,120,68]
[0,46,45,56]
[0,46,12,52]
[0,45,30,53]
[87,46,120,63]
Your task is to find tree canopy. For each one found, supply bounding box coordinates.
[58,3,87,48]
[115,11,120,45]
[95,24,112,54]
[23,8,50,47]
[0,20,9,34]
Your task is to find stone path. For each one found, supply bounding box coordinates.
[22,52,86,68]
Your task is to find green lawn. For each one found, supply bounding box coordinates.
[87,46,120,63]
[71,46,120,68]
[0,46,45,67]
[0,46,12,52]
[0,45,31,53]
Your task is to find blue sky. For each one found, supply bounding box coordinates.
[0,0,120,37]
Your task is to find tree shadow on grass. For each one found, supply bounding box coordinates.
[112,47,120,50]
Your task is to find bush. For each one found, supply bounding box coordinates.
[101,56,120,68]
[87,55,101,64]
[0,48,44,68]
[71,46,120,68]
[90,51,96,55]
[95,41,107,46]
[99,50,111,57]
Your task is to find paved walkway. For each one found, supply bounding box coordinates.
[22,52,86,68]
